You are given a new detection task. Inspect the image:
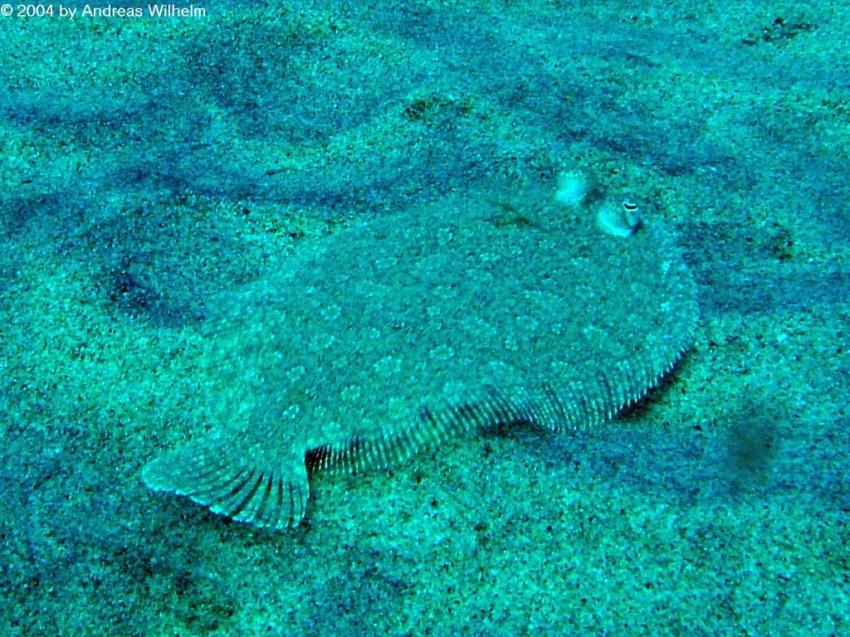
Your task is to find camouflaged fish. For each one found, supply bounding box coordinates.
[142,181,697,530]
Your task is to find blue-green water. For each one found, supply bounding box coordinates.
[1,1,847,635]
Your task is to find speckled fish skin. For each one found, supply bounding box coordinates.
[142,184,698,531]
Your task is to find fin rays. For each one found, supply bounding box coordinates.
[142,445,309,530]
[143,355,687,531]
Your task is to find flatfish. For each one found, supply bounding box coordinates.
[142,183,698,530]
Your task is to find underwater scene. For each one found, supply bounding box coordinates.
[1,1,847,635]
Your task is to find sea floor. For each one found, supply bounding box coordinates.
[1,1,848,635]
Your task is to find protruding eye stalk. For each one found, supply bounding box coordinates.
[554,170,642,238]
[596,198,642,238]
